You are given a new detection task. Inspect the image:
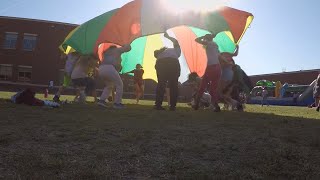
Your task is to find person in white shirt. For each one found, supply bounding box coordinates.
[153,32,181,111]
[193,34,222,112]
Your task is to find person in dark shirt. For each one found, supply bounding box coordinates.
[129,64,145,104]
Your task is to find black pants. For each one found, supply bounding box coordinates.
[155,58,180,107]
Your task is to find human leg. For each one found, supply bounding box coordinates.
[104,67,123,106]
[193,70,210,110]
[166,88,170,106]
[134,83,140,103]
[168,78,179,110]
[208,65,222,111]
[155,61,167,109]
[98,65,114,107]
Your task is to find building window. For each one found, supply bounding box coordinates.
[0,64,13,81]
[22,33,37,51]
[3,32,18,49]
[18,66,32,82]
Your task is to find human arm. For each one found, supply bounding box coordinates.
[118,44,132,54]
[164,32,181,57]
[164,32,178,45]
[128,70,135,74]
[233,44,239,56]
[219,53,229,64]
[195,35,208,45]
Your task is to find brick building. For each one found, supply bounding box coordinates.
[250,69,320,86]
[0,16,150,96]
[0,16,77,85]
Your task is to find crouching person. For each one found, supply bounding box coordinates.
[71,55,97,103]
[97,45,131,109]
[188,72,211,109]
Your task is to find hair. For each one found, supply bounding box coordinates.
[159,47,167,52]
[205,34,216,41]
[154,47,168,58]
[108,45,117,49]
[188,72,199,82]
[136,64,142,68]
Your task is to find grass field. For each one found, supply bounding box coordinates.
[1,91,320,179]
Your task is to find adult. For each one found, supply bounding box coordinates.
[154,32,181,111]
[193,34,221,112]
[97,45,131,109]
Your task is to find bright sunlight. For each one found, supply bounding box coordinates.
[162,0,232,13]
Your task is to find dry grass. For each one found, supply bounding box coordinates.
[0,91,320,179]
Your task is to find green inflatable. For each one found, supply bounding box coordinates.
[256,80,275,87]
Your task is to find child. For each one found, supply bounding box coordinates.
[261,87,269,107]
[128,64,144,104]
[12,89,60,108]
[188,72,211,109]
[194,34,221,112]
[53,52,80,102]
[71,55,97,103]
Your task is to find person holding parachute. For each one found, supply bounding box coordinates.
[193,34,222,112]
[154,32,181,111]
[97,44,132,109]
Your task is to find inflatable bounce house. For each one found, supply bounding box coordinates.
[247,79,316,106]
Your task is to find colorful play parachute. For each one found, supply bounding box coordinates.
[60,0,253,55]
[118,26,240,83]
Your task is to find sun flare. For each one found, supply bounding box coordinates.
[162,0,231,13]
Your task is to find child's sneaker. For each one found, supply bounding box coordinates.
[211,103,221,112]
[169,106,176,111]
[44,100,60,108]
[97,100,108,108]
[113,103,125,109]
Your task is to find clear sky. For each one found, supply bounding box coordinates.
[1,0,319,75]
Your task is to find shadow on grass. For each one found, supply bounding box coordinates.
[1,98,320,179]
